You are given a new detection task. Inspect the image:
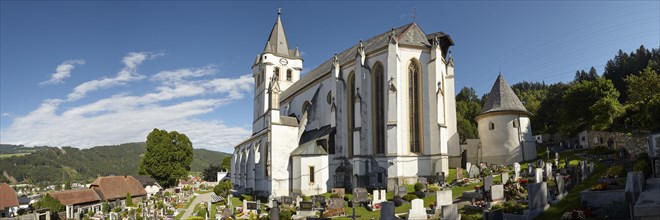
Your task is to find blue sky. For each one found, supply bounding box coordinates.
[1,1,658,152]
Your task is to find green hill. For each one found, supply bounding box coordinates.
[0,143,230,185]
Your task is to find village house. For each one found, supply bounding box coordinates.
[132,175,162,198]
[89,176,147,206]
[0,183,19,218]
[50,189,102,219]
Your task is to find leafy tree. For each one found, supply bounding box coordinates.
[455,87,482,142]
[34,194,64,212]
[623,66,660,131]
[220,157,231,171]
[202,164,222,182]
[560,77,623,134]
[64,180,71,190]
[139,128,194,188]
[213,180,232,198]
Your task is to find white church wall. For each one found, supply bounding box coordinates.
[297,156,329,196]
[270,124,299,196]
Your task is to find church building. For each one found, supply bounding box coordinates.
[231,11,459,198]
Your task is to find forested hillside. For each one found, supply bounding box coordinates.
[456,45,660,142]
[0,143,230,185]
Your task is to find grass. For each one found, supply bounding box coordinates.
[535,161,607,220]
[0,153,30,158]
[194,190,211,194]
[209,203,217,220]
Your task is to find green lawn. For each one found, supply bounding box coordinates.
[209,203,217,219]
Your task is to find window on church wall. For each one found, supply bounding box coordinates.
[408,61,422,153]
[264,143,270,177]
[347,71,356,158]
[328,131,336,154]
[372,63,386,154]
[287,69,292,81]
[309,166,315,183]
[513,120,517,128]
[489,122,495,130]
[273,67,280,80]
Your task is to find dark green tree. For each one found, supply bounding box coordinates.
[533,83,569,134]
[623,66,660,131]
[34,194,65,212]
[560,77,623,134]
[126,192,133,206]
[220,157,231,171]
[455,87,482,143]
[138,128,193,188]
[202,163,222,182]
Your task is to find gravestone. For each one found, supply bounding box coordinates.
[246,201,258,211]
[397,185,407,197]
[295,196,302,207]
[313,195,326,207]
[469,166,480,178]
[438,172,446,185]
[483,209,504,220]
[491,184,504,201]
[480,162,488,169]
[466,162,472,174]
[332,188,345,197]
[537,159,545,169]
[380,201,395,220]
[625,171,642,204]
[418,177,428,184]
[456,167,464,179]
[501,173,509,184]
[556,174,565,194]
[407,199,427,220]
[353,187,369,203]
[535,168,544,183]
[589,162,595,174]
[436,190,453,207]
[440,204,459,220]
[514,163,521,180]
[227,195,233,209]
[545,163,553,181]
[580,161,587,181]
[528,165,534,176]
[528,182,548,211]
[372,190,385,204]
[299,202,313,211]
[484,175,494,192]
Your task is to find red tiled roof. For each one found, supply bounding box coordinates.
[50,189,101,206]
[90,176,147,201]
[0,183,18,210]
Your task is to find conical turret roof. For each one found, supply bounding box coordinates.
[479,74,530,115]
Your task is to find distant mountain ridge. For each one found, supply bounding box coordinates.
[0,143,230,185]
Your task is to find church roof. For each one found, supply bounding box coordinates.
[479,74,530,115]
[282,23,452,101]
[263,13,300,59]
[291,125,334,156]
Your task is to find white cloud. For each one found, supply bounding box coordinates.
[151,65,218,84]
[40,59,85,85]
[66,52,161,101]
[0,53,255,152]
[2,113,11,117]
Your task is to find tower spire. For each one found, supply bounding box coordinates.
[263,8,291,57]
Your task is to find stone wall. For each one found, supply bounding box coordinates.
[584,131,649,158]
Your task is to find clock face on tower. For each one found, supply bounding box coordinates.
[279,58,288,66]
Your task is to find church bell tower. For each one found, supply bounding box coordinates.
[251,9,303,133]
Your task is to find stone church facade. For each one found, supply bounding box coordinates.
[231,12,459,197]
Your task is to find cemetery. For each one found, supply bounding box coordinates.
[207,143,657,220]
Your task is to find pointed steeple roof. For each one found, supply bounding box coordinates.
[479,74,530,115]
[263,11,291,57]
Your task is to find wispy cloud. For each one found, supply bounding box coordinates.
[1,53,253,152]
[40,59,85,85]
[66,52,161,101]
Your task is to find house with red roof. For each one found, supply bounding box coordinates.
[90,176,147,206]
[50,189,101,219]
[0,183,19,218]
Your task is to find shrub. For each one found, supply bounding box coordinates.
[279,209,293,220]
[415,191,425,199]
[414,182,425,192]
[166,209,174,215]
[214,180,232,198]
[634,159,652,178]
[402,194,417,201]
[606,165,624,177]
[427,184,441,192]
[126,193,133,207]
[330,193,342,198]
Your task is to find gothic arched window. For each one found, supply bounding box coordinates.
[273,67,280,80]
[287,69,292,81]
[372,63,385,154]
[347,71,356,158]
[489,122,495,130]
[408,60,422,153]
